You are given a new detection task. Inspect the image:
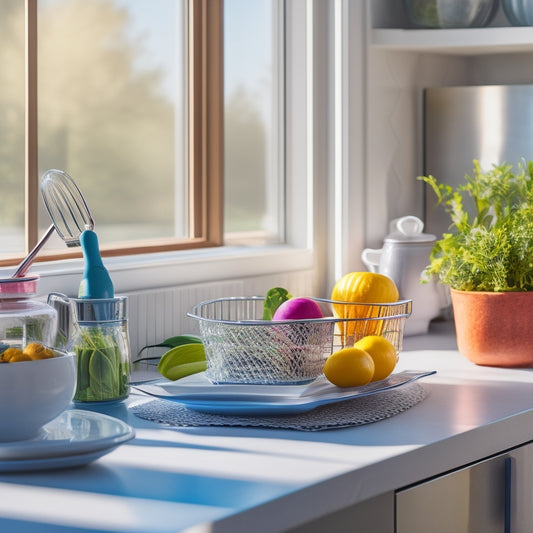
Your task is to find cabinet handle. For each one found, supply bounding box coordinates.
[505,457,512,533]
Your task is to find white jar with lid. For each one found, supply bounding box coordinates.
[362,216,450,336]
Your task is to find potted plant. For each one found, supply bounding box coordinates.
[420,159,533,367]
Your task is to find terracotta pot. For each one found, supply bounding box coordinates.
[451,289,533,367]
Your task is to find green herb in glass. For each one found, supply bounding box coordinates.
[74,326,129,402]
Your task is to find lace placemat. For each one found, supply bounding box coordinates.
[129,382,428,431]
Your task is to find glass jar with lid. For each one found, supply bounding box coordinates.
[0,277,57,350]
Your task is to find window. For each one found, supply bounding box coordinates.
[0,1,25,258]
[0,0,284,266]
[224,0,284,245]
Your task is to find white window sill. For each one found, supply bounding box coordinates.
[2,245,315,298]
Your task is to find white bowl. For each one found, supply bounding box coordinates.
[0,352,77,442]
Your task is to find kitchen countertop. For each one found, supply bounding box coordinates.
[2,320,533,532]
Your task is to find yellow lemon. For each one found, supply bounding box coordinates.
[323,347,375,388]
[354,335,397,381]
[330,272,399,345]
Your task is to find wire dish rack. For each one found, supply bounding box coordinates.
[187,297,412,385]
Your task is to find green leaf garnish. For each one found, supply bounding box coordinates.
[262,287,292,320]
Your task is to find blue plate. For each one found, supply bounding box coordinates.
[133,370,436,416]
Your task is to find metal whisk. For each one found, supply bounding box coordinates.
[12,170,94,278]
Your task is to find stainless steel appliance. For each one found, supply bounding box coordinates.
[424,84,533,237]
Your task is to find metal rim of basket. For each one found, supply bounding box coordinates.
[186,296,413,325]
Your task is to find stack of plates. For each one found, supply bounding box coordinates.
[134,370,436,415]
[0,410,135,472]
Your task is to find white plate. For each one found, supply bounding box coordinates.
[0,409,135,463]
[0,448,123,473]
[133,370,436,415]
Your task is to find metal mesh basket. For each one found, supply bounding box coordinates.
[328,299,412,352]
[188,297,412,385]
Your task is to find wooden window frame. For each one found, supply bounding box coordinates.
[0,0,223,268]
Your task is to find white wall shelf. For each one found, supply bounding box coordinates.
[372,27,533,55]
[363,0,533,248]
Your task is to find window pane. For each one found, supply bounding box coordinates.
[224,0,283,244]
[37,0,187,247]
[0,1,25,257]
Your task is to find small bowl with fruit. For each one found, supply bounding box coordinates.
[0,342,76,442]
[185,273,411,386]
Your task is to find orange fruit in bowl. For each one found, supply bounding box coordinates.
[2,348,25,363]
[330,272,399,346]
[354,335,397,381]
[323,347,375,388]
[1,343,56,363]
[23,342,55,360]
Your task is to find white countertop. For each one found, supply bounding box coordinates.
[2,320,533,533]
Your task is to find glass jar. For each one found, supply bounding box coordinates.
[48,294,131,403]
[0,277,57,351]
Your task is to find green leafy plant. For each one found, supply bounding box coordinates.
[420,160,533,292]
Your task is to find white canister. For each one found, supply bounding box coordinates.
[362,216,450,336]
